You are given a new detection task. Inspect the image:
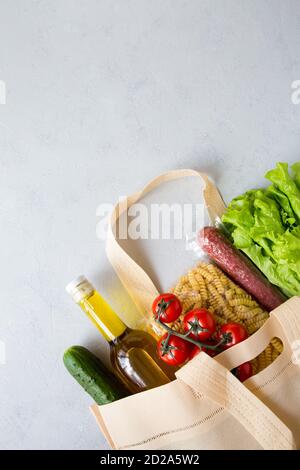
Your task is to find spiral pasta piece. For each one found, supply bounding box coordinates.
[171,262,282,374]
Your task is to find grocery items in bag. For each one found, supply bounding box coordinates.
[152,294,224,366]
[63,346,129,404]
[222,162,300,298]
[92,298,300,451]
[152,292,252,379]
[198,226,286,310]
[66,276,175,394]
[168,262,283,374]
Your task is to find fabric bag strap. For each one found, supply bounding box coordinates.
[106,169,226,316]
[176,353,296,450]
[176,298,300,450]
[209,296,300,371]
[271,296,300,346]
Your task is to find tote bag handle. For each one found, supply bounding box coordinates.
[106,169,226,317]
[176,297,300,450]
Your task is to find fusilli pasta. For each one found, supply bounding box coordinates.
[171,262,283,374]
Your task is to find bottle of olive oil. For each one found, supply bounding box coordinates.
[66,276,174,394]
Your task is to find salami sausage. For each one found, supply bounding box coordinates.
[198,226,286,311]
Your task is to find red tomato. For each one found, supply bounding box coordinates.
[189,340,218,360]
[203,339,220,357]
[216,322,248,349]
[157,333,190,366]
[152,293,182,323]
[233,362,253,382]
[183,308,216,341]
[189,346,202,360]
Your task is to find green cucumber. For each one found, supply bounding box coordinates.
[63,345,128,405]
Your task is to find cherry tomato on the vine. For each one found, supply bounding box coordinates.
[232,362,253,382]
[152,293,182,323]
[189,346,202,360]
[203,339,220,357]
[189,339,219,360]
[157,333,190,366]
[216,322,248,349]
[183,308,216,341]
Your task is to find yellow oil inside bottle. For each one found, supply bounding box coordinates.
[126,349,170,389]
[110,328,174,393]
[79,290,126,342]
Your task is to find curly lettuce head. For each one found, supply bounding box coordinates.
[222,162,300,298]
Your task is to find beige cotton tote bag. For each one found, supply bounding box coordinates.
[91,170,300,450]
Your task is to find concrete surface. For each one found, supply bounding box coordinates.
[0,0,299,449]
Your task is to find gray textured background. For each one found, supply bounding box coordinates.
[0,0,300,449]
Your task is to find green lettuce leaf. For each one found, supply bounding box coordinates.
[291,162,300,189]
[222,162,300,298]
[265,162,300,221]
[266,185,296,227]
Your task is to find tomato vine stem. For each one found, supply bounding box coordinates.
[155,307,226,352]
